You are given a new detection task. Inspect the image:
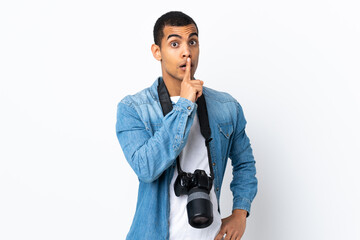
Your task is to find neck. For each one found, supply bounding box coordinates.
[162,75,181,97]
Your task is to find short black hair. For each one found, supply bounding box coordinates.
[153,11,198,47]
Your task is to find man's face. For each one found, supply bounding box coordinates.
[159,24,199,82]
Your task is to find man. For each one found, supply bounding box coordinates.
[116,11,257,240]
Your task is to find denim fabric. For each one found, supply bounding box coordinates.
[116,77,258,240]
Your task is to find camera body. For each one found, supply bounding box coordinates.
[174,169,212,196]
[174,169,214,228]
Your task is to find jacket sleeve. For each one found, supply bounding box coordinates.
[228,102,258,217]
[116,97,197,183]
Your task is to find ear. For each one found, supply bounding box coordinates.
[151,44,162,61]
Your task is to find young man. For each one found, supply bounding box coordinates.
[116,11,257,240]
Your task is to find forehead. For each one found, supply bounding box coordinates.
[162,24,198,40]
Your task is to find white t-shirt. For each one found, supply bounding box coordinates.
[169,96,222,240]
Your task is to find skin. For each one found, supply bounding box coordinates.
[214,209,247,240]
[151,24,248,239]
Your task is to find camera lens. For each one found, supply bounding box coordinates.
[192,216,209,225]
[186,188,213,228]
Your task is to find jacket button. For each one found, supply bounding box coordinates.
[216,188,219,191]
[187,106,191,110]
[226,133,229,137]
[213,162,216,166]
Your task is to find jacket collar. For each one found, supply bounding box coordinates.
[149,76,162,102]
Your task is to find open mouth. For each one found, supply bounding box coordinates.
[180,64,193,68]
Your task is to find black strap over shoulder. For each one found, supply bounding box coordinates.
[196,92,212,143]
[157,78,173,116]
[157,78,214,180]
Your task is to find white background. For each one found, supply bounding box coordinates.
[1,0,359,239]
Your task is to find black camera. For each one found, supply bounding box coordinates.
[174,169,214,228]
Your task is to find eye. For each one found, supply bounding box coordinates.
[189,40,197,46]
[170,42,179,47]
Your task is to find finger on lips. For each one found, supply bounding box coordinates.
[184,57,191,80]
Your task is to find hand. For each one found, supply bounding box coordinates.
[214,209,247,240]
[180,57,204,102]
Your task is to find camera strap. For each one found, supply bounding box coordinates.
[157,78,215,180]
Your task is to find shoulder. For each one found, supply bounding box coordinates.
[118,85,158,109]
[203,86,246,122]
[203,86,238,104]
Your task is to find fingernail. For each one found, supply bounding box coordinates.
[187,57,190,62]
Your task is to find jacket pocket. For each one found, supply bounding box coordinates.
[217,122,234,159]
[218,122,234,139]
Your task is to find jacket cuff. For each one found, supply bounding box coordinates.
[174,97,197,116]
[233,197,252,217]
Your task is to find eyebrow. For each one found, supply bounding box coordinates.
[167,32,198,40]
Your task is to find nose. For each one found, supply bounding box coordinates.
[182,45,191,58]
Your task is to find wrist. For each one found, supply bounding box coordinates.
[232,209,247,218]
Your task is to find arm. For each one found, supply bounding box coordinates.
[116,97,197,183]
[228,102,258,216]
[215,102,258,240]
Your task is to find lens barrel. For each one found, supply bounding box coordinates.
[186,188,213,228]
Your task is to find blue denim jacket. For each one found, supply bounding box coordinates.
[116,77,257,240]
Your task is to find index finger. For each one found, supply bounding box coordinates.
[184,57,191,81]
